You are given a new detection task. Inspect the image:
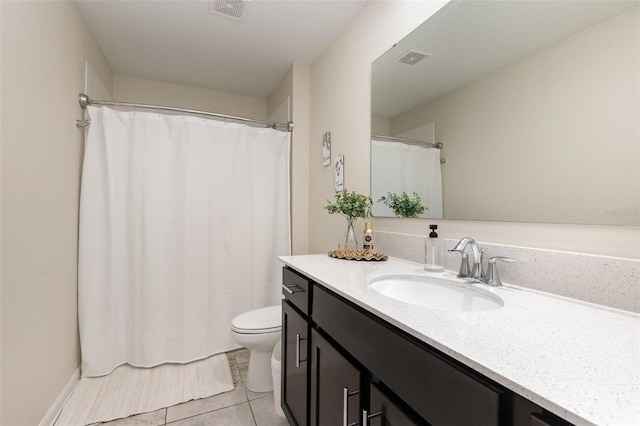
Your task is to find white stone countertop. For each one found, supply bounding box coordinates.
[279,254,640,426]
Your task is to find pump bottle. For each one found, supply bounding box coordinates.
[424,224,444,272]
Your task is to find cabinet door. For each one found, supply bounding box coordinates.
[310,329,361,426]
[366,383,420,426]
[282,301,309,426]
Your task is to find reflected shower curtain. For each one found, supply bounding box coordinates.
[78,106,290,377]
[371,139,443,218]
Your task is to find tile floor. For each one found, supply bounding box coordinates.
[89,349,289,426]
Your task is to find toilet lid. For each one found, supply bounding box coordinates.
[231,305,281,334]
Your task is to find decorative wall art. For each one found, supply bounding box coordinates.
[322,131,331,166]
[335,154,344,191]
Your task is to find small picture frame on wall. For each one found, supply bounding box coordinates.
[335,154,344,191]
[322,132,331,166]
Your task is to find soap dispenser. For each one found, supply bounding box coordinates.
[424,224,444,272]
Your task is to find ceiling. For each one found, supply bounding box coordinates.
[75,0,365,98]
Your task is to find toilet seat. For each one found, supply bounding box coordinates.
[231,305,281,334]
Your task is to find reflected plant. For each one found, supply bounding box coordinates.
[379,191,426,218]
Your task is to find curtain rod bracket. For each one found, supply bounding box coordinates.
[79,93,91,109]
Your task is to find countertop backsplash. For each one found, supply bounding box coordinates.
[374,231,640,314]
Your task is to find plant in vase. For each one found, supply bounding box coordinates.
[324,189,372,251]
[379,191,426,218]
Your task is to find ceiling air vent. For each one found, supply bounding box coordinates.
[209,0,248,21]
[395,49,431,66]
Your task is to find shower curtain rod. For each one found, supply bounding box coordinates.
[75,93,294,132]
[372,134,443,149]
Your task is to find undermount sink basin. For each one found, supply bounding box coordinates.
[369,275,503,312]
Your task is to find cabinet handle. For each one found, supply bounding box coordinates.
[343,387,360,426]
[295,334,307,367]
[282,284,304,294]
[531,413,554,426]
[362,409,383,426]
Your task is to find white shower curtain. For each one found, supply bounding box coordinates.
[78,106,291,377]
[371,139,443,218]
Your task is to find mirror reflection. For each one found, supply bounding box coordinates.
[371,0,639,225]
[371,125,444,219]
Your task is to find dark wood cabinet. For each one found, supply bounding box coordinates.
[281,266,573,426]
[310,329,361,426]
[282,300,309,426]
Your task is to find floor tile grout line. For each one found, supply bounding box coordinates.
[165,400,255,425]
[164,379,252,423]
[247,397,259,426]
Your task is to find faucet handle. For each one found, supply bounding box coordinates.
[479,247,487,278]
[490,256,515,264]
[483,256,515,286]
[449,249,470,278]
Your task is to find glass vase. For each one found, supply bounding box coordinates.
[345,219,358,251]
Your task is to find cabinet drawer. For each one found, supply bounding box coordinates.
[282,267,311,315]
[313,285,502,426]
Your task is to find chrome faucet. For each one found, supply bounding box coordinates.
[449,237,484,280]
[450,237,516,286]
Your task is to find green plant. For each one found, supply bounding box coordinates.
[324,189,372,221]
[379,191,426,218]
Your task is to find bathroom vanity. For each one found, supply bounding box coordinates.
[279,254,639,426]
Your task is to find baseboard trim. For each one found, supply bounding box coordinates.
[39,367,80,426]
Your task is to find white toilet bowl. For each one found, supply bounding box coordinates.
[231,305,281,392]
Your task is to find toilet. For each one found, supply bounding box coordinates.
[231,305,281,392]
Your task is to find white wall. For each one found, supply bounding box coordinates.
[0,1,113,424]
[287,64,311,255]
[268,67,293,122]
[371,115,391,137]
[392,7,639,226]
[113,73,267,120]
[268,64,311,255]
[308,1,639,260]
